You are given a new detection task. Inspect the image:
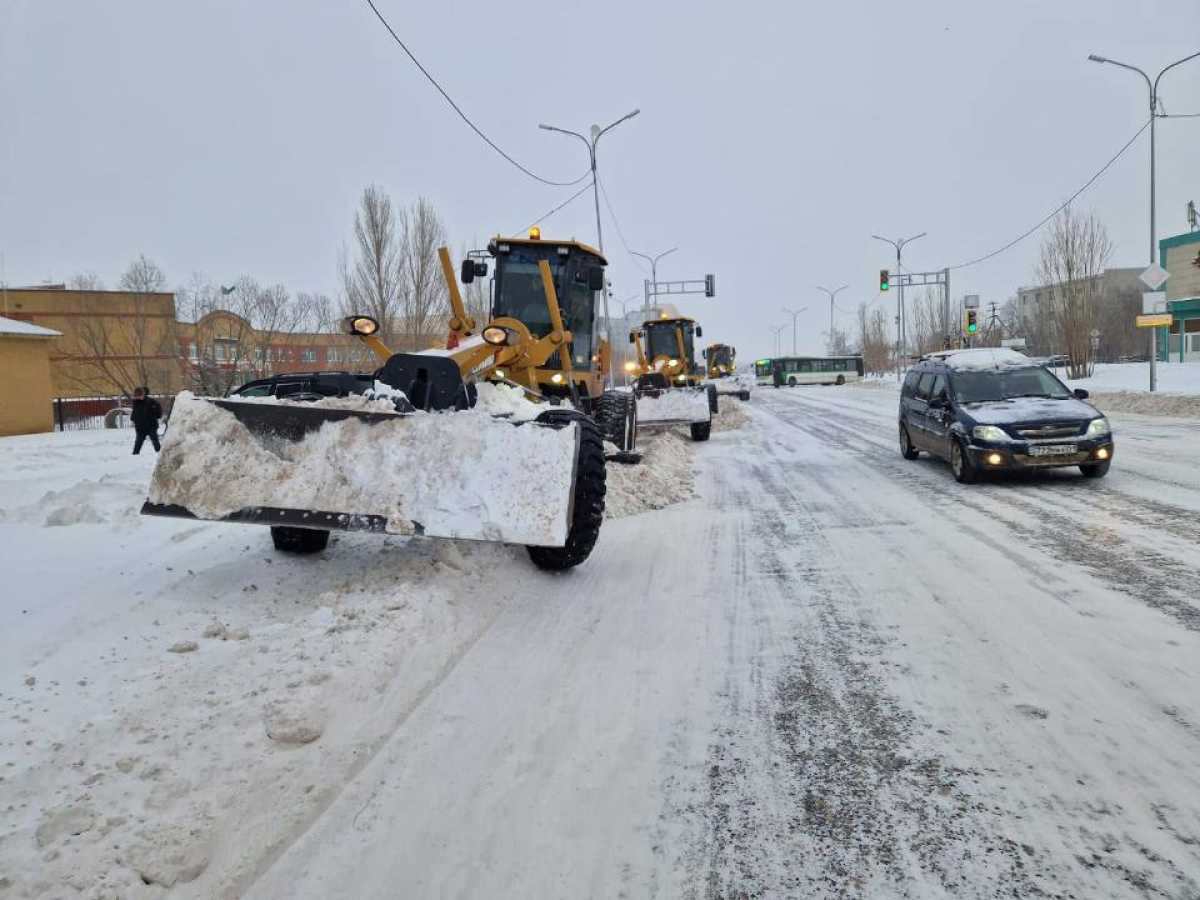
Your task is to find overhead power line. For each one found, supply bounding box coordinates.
[363,0,590,187]
[595,175,645,269]
[945,117,1151,271]
[516,180,595,234]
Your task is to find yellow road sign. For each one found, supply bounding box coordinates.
[1135,313,1172,328]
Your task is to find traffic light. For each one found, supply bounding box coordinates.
[965,309,978,334]
[879,269,890,292]
[704,274,716,297]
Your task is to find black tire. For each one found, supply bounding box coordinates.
[950,439,977,484]
[690,419,712,442]
[595,391,638,453]
[900,425,919,460]
[1080,459,1111,479]
[526,410,606,571]
[706,384,719,414]
[836,375,845,386]
[787,376,797,387]
[271,526,330,554]
[739,391,750,401]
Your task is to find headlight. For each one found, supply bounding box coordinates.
[550,373,565,384]
[482,326,509,346]
[1086,417,1111,437]
[972,425,1008,442]
[345,315,379,336]
[623,361,637,372]
[676,375,687,382]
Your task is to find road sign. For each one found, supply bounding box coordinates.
[1142,290,1166,314]
[1136,313,1172,329]
[963,294,980,309]
[1139,263,1169,291]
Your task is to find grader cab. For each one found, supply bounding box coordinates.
[703,342,752,402]
[141,231,633,571]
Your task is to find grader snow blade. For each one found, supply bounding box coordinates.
[141,392,584,548]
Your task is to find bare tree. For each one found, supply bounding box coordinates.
[66,255,176,397]
[402,197,449,349]
[340,185,406,346]
[297,291,337,333]
[68,272,104,290]
[826,325,852,356]
[856,302,892,375]
[1035,207,1112,379]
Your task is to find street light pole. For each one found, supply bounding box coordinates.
[872,232,926,381]
[1088,49,1200,391]
[630,246,678,315]
[539,109,641,386]
[770,325,787,358]
[782,307,808,355]
[816,284,849,348]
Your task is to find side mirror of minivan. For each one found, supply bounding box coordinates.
[1073,388,1089,400]
[928,395,949,410]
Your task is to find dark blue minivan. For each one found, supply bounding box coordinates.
[898,349,1114,483]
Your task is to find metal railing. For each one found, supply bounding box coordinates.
[51,395,175,432]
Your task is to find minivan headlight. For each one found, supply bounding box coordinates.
[1086,417,1111,437]
[972,425,1008,442]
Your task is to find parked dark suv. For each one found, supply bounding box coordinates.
[898,349,1113,483]
[230,371,375,401]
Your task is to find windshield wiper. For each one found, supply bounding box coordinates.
[1009,393,1056,399]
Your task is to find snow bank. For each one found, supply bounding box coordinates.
[1087,391,1200,418]
[712,398,750,432]
[0,474,145,526]
[637,388,711,425]
[606,431,695,517]
[148,392,577,546]
[1069,361,1200,396]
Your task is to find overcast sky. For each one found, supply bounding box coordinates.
[2,0,1198,359]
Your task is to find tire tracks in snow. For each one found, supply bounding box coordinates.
[767,390,1200,632]
[673,423,1048,898]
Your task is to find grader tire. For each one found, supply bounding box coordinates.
[690,419,712,442]
[526,410,607,571]
[595,391,638,453]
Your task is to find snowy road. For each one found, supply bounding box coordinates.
[5,387,1200,898]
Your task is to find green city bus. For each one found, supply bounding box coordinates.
[771,356,864,387]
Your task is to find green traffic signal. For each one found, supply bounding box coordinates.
[879,269,890,292]
[967,323,977,334]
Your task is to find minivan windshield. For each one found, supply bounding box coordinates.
[949,366,1073,403]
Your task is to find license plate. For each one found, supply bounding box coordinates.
[1028,443,1076,457]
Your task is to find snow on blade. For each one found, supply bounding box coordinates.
[704,373,755,396]
[147,392,578,546]
[636,388,711,425]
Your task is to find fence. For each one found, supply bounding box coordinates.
[51,395,175,432]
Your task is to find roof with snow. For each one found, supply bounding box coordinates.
[925,347,1034,371]
[0,315,61,338]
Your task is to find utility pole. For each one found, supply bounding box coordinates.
[1088,49,1200,391]
[872,232,926,378]
[782,307,808,355]
[816,284,848,349]
[630,247,678,315]
[539,109,640,386]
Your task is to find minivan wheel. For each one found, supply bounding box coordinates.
[1080,459,1111,479]
[900,425,919,460]
[951,440,978,484]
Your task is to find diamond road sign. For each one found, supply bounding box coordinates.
[1139,263,1169,291]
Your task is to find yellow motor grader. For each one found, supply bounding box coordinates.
[142,231,634,571]
[703,342,752,402]
[628,309,718,442]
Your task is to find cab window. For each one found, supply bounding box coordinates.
[928,373,947,401]
[915,373,935,401]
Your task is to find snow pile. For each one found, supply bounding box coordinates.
[606,431,695,517]
[636,388,711,425]
[473,382,543,422]
[712,399,751,432]
[705,373,755,396]
[148,392,577,546]
[1087,391,1200,418]
[0,474,145,527]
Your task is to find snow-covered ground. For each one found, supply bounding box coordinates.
[4,391,1200,898]
[1070,361,1200,395]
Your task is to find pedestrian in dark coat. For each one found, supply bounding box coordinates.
[130,386,162,454]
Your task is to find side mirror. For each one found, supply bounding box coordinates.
[588,266,605,291]
[460,260,475,284]
[929,395,949,409]
[695,325,703,337]
[628,333,636,344]
[1073,388,1089,400]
